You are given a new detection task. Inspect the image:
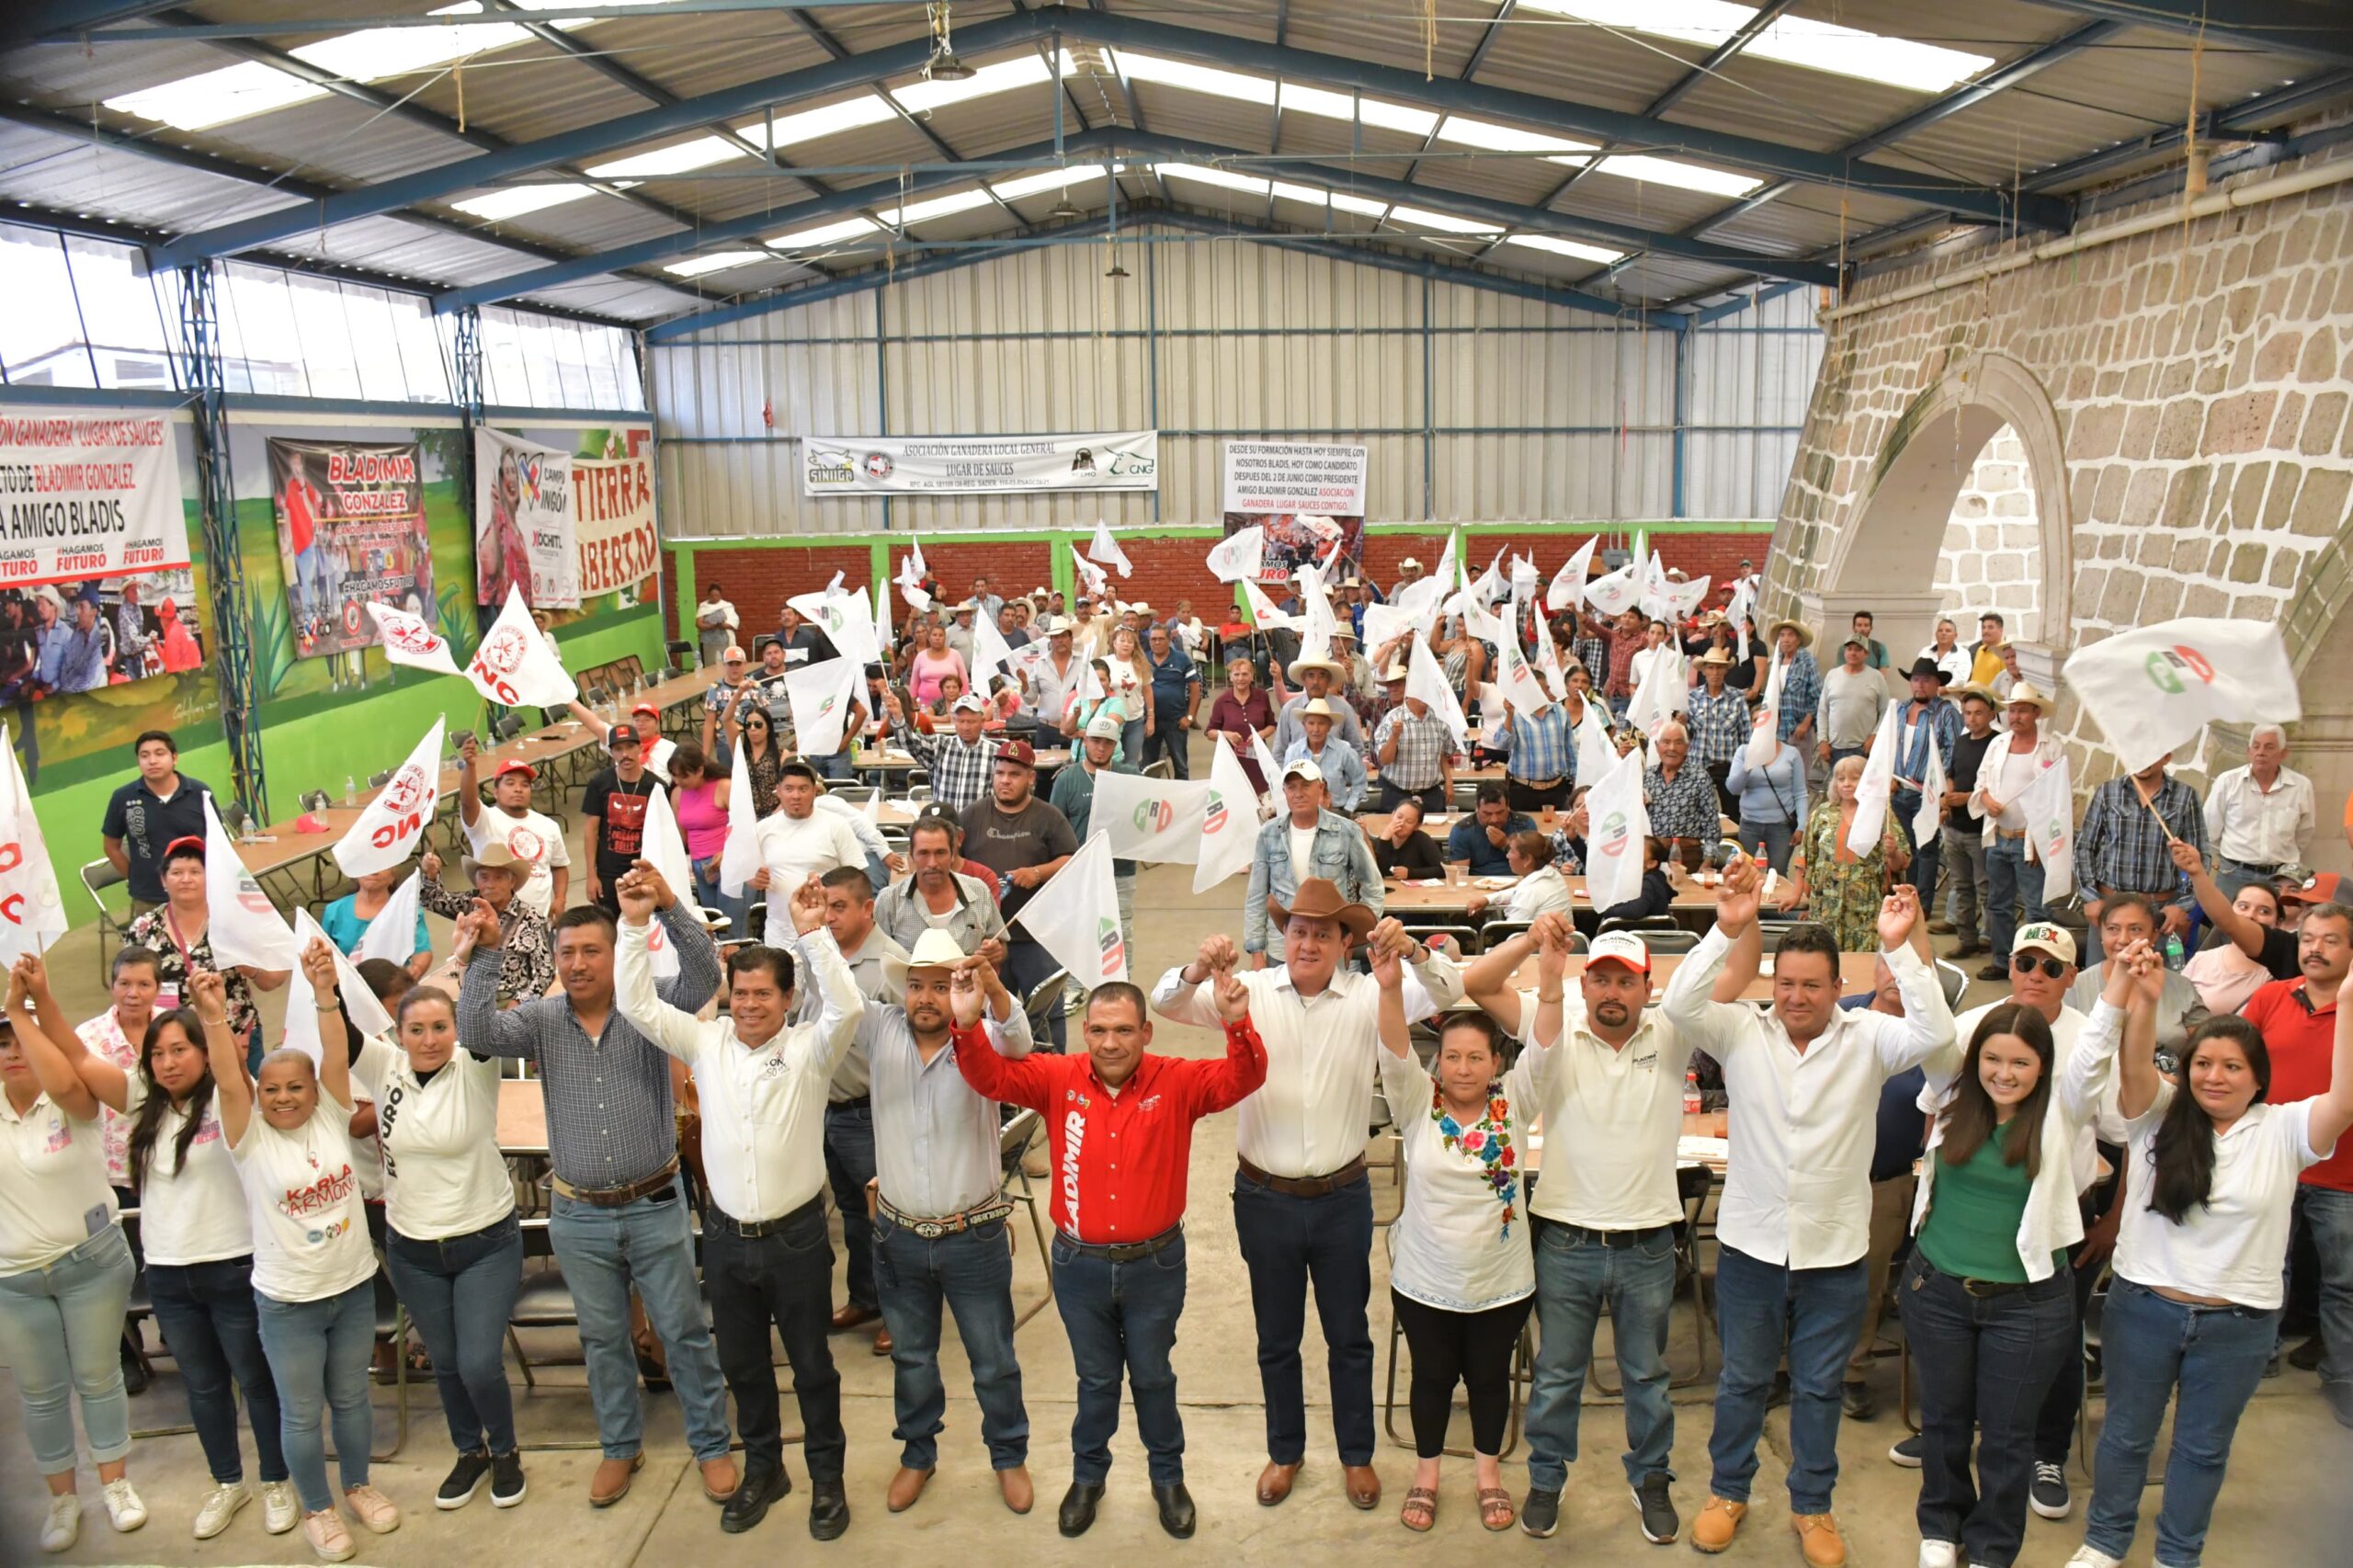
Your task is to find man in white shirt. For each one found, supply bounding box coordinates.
[2203,723,2315,889]
[613,867,863,1540]
[694,584,739,669]
[750,760,867,941]
[1023,619,1080,730]
[1969,681,2066,981]
[1461,921,1688,1547]
[1663,865,1956,1566]
[1151,893,1462,1514]
[456,736,568,915]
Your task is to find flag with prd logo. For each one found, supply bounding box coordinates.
[2062,618,2300,775]
[1095,769,1211,864]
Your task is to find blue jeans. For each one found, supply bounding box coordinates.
[147,1254,288,1484]
[1737,815,1796,877]
[1051,1230,1188,1485]
[2085,1278,2279,1568]
[255,1278,378,1512]
[824,1103,879,1313]
[1524,1220,1677,1492]
[1898,1256,2075,1568]
[1709,1244,1868,1514]
[2290,1186,2353,1395]
[0,1227,136,1473]
[1231,1175,1375,1467]
[1984,835,2046,960]
[1144,714,1191,778]
[383,1210,524,1457]
[1119,715,1146,771]
[548,1177,732,1461]
[813,750,852,782]
[871,1216,1028,1471]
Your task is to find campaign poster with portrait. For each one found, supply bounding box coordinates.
[268,437,434,660]
[473,428,576,608]
[1217,511,1366,583]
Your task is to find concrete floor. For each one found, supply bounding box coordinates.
[5,782,2350,1565]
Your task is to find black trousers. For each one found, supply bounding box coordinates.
[1233,1175,1376,1466]
[703,1199,845,1481]
[1377,779,1446,814]
[1706,759,1737,819]
[1391,1289,1534,1459]
[1506,778,1570,812]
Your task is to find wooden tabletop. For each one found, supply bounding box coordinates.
[1382,873,1723,915]
[1494,949,1881,1006]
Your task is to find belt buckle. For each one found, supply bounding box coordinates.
[913,1219,946,1240]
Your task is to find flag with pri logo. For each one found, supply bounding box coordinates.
[1583,748,1652,913]
[365,602,462,677]
[467,585,578,709]
[2062,618,2302,776]
[1844,699,1903,858]
[1014,831,1127,983]
[1095,768,1211,864]
[200,792,297,971]
[790,581,881,669]
[720,739,762,899]
[281,909,393,1065]
[1070,544,1109,599]
[2014,754,2077,900]
[1584,557,1642,618]
[785,654,858,756]
[1407,632,1472,748]
[333,718,444,879]
[0,726,66,964]
[1194,739,1262,893]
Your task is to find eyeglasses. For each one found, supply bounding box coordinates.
[2011,953,2067,980]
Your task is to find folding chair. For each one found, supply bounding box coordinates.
[1934,959,1971,1012]
[80,860,133,970]
[1380,1216,1535,1459]
[1022,968,1070,1040]
[665,638,694,669]
[505,1218,608,1452]
[998,1109,1057,1328]
[1141,759,1174,780]
[494,714,524,742]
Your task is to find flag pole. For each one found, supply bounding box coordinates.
[2129,771,2180,845]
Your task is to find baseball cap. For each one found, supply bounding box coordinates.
[1587,930,1651,974]
[996,739,1038,769]
[631,702,658,719]
[493,759,537,780]
[949,693,986,714]
[777,757,821,783]
[722,645,747,663]
[1084,711,1123,741]
[2013,922,2077,965]
[1280,756,1324,784]
[2285,870,2349,904]
[609,723,639,747]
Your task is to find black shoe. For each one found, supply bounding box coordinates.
[488,1449,527,1509]
[119,1333,149,1397]
[2029,1460,2071,1520]
[1976,960,2009,982]
[720,1462,788,1535]
[807,1479,848,1541]
[1057,1482,1105,1539]
[2290,1335,2325,1371]
[1152,1480,1196,1540]
[436,1449,491,1510]
[1841,1379,1878,1421]
[1519,1485,1561,1539]
[1888,1434,1925,1469]
[1632,1472,1678,1545]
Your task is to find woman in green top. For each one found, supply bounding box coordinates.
[1898,975,2130,1568]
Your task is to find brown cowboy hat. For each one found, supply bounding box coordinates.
[1267,877,1376,938]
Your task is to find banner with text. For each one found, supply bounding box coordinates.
[801,431,1158,495]
[573,427,658,600]
[267,437,433,661]
[0,407,188,587]
[473,428,576,608]
[1221,440,1368,516]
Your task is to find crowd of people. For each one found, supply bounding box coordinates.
[5,555,2347,1568]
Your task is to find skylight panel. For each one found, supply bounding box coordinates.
[1329,192,1388,218]
[883,188,999,225]
[1269,180,1332,208]
[1436,117,1593,155]
[108,62,323,132]
[294,9,528,84]
[1154,164,1273,198]
[767,216,881,251]
[894,53,1052,114]
[1521,1,1991,95]
[1506,233,1625,265]
[665,250,770,278]
[451,184,596,221]
[1279,84,1438,137]
[741,95,899,149]
[589,138,746,179]
[989,164,1116,202]
[1590,153,1760,198]
[1388,205,1503,236]
[1107,51,1278,107]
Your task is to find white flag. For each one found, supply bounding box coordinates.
[720,739,762,898]
[467,584,579,710]
[1406,632,1471,747]
[0,726,66,963]
[353,870,426,966]
[2015,754,2077,899]
[1070,544,1110,599]
[1359,602,1420,662]
[1574,699,1617,784]
[790,582,881,669]
[1547,536,1597,613]
[966,610,1017,703]
[1584,747,1652,913]
[1249,726,1285,808]
[1626,649,1686,738]
[863,784,883,824]
[1206,525,1266,584]
[1476,683,1509,748]
[907,535,927,580]
[332,718,444,879]
[2062,618,2302,776]
[364,601,462,677]
[281,910,393,1066]
[1725,577,1756,661]
[200,792,296,971]
[1241,577,1303,631]
[1088,520,1134,579]
[1639,551,1673,621]
[1296,562,1341,663]
[1493,633,1554,719]
[1844,699,1904,858]
[1468,549,1506,608]
[895,548,932,612]
[785,654,858,757]
[1095,769,1211,864]
[1194,740,1262,893]
[1013,831,1127,984]
[874,573,893,653]
[1666,573,1714,621]
[1534,615,1566,698]
[1584,557,1642,618]
[639,784,696,980]
[1911,740,1948,854]
[1746,651,1787,769]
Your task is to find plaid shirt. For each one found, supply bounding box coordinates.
[1373,705,1455,790]
[903,728,1002,814]
[2077,774,2208,902]
[1891,698,1962,793]
[1684,685,1750,767]
[1571,634,1608,681]
[1603,631,1644,699]
[1502,702,1575,785]
[1645,764,1722,843]
[1775,649,1822,742]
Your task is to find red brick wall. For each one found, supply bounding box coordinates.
[911,541,1058,609]
[674,543,875,644]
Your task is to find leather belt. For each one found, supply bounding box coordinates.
[879,1195,1016,1240]
[1055,1224,1183,1264]
[1994,828,2028,841]
[1916,1256,2031,1299]
[551,1159,678,1209]
[828,1096,871,1112]
[1508,775,1565,790]
[704,1192,824,1241]
[1237,1154,1369,1199]
[1552,1219,1675,1248]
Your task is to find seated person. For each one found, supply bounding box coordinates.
[1370,797,1447,880]
[1444,781,1533,877]
[1593,835,1676,927]
[1466,830,1575,922]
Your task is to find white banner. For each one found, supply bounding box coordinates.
[1094,769,1211,865]
[789,583,881,669]
[1407,632,1471,748]
[2062,618,2303,776]
[333,718,444,878]
[1221,440,1369,515]
[473,429,576,608]
[573,437,658,598]
[1844,700,1903,858]
[801,431,1158,495]
[0,406,188,586]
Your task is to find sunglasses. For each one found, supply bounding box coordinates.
[2011,953,2068,980]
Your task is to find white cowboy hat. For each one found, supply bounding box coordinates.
[883,927,970,992]
[1288,654,1346,682]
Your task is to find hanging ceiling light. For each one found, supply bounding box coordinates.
[1103,234,1131,278]
[1048,188,1085,222]
[924,3,973,81]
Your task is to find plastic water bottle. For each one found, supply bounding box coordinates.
[2164,933,2186,971]
[1683,1068,1703,1117]
[343,775,357,806]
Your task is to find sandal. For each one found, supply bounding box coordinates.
[1400,1486,1438,1533]
[1477,1486,1514,1532]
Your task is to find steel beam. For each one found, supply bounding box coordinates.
[1,1,173,48]
[177,263,268,822]
[2014,1,2353,69]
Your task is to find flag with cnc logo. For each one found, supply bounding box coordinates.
[2062,619,2301,775]
[332,718,444,878]
[364,602,463,677]
[467,585,578,709]
[1014,832,1126,983]
[1094,769,1211,864]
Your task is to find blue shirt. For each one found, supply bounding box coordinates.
[1499,703,1574,784]
[1146,645,1198,714]
[1726,742,1809,827]
[320,893,430,960]
[1281,736,1367,812]
[1447,812,1535,876]
[1775,650,1822,743]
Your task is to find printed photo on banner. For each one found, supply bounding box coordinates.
[473,427,577,608]
[1218,511,1365,582]
[267,437,434,660]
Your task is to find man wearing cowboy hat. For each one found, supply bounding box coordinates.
[1967,681,2066,982]
[1762,619,1822,750]
[2075,752,2208,967]
[1152,893,1462,1517]
[1280,699,1368,812]
[945,600,980,671]
[1271,653,1367,759]
[1387,556,1425,605]
[1245,759,1384,966]
[1371,665,1456,814]
[418,837,554,1006]
[1686,647,1750,814]
[1890,658,1961,914]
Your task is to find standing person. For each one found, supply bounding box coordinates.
[1839,960,1923,1424]
[1279,699,1368,812]
[1663,869,1957,1567]
[417,844,552,1008]
[319,868,431,980]
[1370,665,1456,814]
[1889,658,1960,912]
[0,962,145,1553]
[457,735,569,916]
[582,724,660,914]
[1271,653,1368,758]
[1764,620,1822,752]
[455,890,737,1512]
[1245,759,1384,967]
[1685,648,1749,814]
[2203,724,2313,890]
[700,646,753,759]
[907,623,968,710]
[203,949,401,1563]
[1142,622,1199,778]
[887,690,1003,814]
[872,815,1008,960]
[726,688,788,817]
[1496,688,1576,814]
[666,742,745,939]
[1967,613,2008,688]
[1208,658,1278,796]
[694,585,739,669]
[1816,637,1889,770]
[1021,618,1082,733]
[1154,901,1462,1517]
[1051,713,1141,961]
[614,867,863,1538]
[747,759,867,938]
[73,945,164,1392]
[1929,687,2001,959]
[1728,709,1810,876]
[1849,611,1888,671]
[951,973,1268,1540]
[956,744,1077,1049]
[1461,923,1689,1548]
[1784,756,1912,952]
[1969,683,2065,981]
[1601,610,1646,718]
[101,731,212,917]
[124,835,290,1072]
[2063,949,2353,1568]
[1918,619,1972,688]
[866,941,1035,1516]
[2076,754,2206,966]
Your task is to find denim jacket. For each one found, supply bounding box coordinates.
[1245,809,1385,956]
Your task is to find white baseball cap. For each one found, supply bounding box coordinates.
[1587,930,1652,974]
[2014,922,2077,966]
[1280,756,1324,784]
[1084,711,1123,741]
[949,693,986,714]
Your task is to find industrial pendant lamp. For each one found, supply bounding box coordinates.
[924,3,974,81]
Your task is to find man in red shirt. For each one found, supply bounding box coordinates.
[953,971,1266,1540]
[2240,898,2353,1426]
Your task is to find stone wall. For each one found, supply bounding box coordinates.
[1932,426,2045,642]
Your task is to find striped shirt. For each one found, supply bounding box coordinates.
[1501,703,1574,785]
[900,728,1002,814]
[1775,650,1822,743]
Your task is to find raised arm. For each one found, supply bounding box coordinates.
[298,938,355,1111]
[2059,949,2138,1124]
[1371,936,1411,1059]
[612,869,714,1064]
[452,902,537,1060]
[1862,888,1958,1075]
[2311,961,2353,1159]
[2170,838,2268,962]
[1151,933,1239,1028]
[1460,926,1535,1038]
[5,957,101,1119]
[1181,971,1272,1115]
[190,969,252,1146]
[779,924,864,1080]
[2113,942,2166,1125]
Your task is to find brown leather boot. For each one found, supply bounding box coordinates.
[1256,1461,1301,1506]
[997,1466,1035,1515]
[886,1467,933,1513]
[588,1453,643,1508]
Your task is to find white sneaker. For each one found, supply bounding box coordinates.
[193,1482,251,1540]
[2064,1550,2124,1568]
[1918,1541,1958,1568]
[261,1480,301,1534]
[38,1494,79,1553]
[101,1477,148,1532]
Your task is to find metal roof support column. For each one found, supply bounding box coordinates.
[451,306,497,661]
[1421,275,1435,521]
[1671,324,1688,519]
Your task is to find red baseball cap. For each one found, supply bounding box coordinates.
[631,702,659,719]
[494,759,537,780]
[2285,870,2348,904]
[996,739,1037,769]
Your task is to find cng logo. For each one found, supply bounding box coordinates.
[1131,798,1175,834]
[2143,645,2215,694]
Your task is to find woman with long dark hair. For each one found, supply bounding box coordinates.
[1902,967,2131,1568]
[724,683,787,817]
[2063,940,2353,1568]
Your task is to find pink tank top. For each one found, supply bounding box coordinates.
[674,780,728,860]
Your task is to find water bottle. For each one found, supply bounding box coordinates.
[343,775,358,806]
[2164,932,2186,971]
[1683,1068,1703,1117]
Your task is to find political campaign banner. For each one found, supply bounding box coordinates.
[473,428,576,608]
[1221,440,1369,516]
[0,406,188,586]
[268,437,433,660]
[572,428,658,599]
[801,431,1158,495]
[1218,511,1365,583]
